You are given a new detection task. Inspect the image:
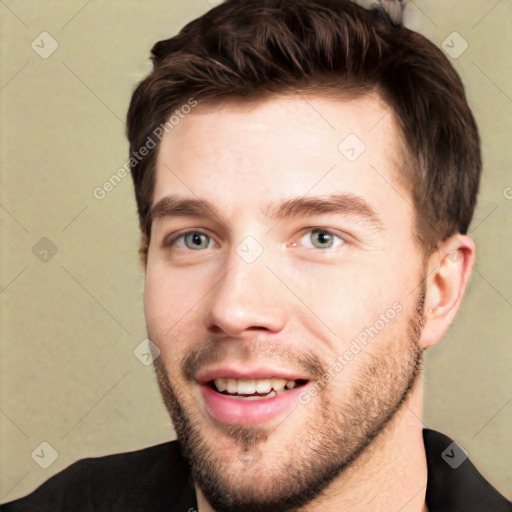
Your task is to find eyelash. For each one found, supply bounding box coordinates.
[163,228,346,251]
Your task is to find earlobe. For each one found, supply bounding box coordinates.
[419,234,476,349]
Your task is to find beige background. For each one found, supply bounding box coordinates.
[1,0,511,503]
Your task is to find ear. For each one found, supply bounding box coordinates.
[419,234,476,349]
[139,230,149,271]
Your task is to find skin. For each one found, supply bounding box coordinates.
[143,92,475,512]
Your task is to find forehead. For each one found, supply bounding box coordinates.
[153,92,411,223]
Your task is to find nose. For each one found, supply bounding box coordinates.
[203,253,287,337]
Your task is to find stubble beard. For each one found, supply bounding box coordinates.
[153,287,426,512]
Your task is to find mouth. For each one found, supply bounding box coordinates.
[208,377,309,400]
[197,369,311,425]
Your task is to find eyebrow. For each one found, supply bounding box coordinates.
[149,193,384,231]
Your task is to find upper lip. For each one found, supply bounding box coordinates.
[196,365,310,384]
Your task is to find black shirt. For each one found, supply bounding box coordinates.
[2,429,511,511]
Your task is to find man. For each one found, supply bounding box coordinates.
[3,0,511,511]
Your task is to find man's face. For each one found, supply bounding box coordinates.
[144,93,426,512]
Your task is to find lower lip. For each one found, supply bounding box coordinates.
[200,383,308,425]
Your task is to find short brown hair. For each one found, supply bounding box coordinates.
[126,0,481,262]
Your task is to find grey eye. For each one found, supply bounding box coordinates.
[299,229,344,249]
[184,232,211,250]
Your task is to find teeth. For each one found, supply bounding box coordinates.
[238,390,277,400]
[271,378,287,391]
[237,379,256,394]
[255,380,272,394]
[226,379,238,394]
[215,378,228,392]
[212,378,299,395]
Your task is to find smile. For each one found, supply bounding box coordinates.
[212,377,306,398]
[200,376,310,425]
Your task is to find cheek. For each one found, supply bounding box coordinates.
[143,262,209,361]
[143,266,184,350]
[288,262,387,321]
[286,254,417,344]
[144,259,204,325]
[143,266,166,325]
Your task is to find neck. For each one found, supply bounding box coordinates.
[196,375,428,512]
